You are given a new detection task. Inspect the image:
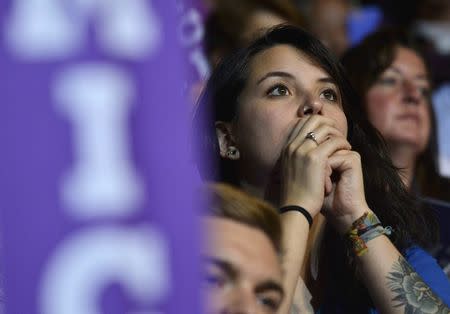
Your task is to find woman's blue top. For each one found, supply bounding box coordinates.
[319,245,450,313]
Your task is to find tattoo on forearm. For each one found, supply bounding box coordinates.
[386,256,450,313]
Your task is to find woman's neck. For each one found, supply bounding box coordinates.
[387,143,417,189]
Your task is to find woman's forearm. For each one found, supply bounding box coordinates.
[278,211,311,314]
[358,235,449,314]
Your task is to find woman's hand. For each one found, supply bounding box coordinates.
[322,149,370,234]
[279,115,351,217]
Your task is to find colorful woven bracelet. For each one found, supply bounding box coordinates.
[347,227,368,256]
[352,211,381,233]
[360,225,392,244]
[346,211,392,257]
[357,223,381,236]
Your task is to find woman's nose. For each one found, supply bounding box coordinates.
[402,80,422,105]
[299,98,324,116]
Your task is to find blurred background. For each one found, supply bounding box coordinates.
[0,0,449,313]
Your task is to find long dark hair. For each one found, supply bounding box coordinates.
[193,24,438,310]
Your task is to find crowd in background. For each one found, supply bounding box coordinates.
[194,0,450,313]
[198,0,450,195]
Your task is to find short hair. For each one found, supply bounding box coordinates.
[203,183,282,255]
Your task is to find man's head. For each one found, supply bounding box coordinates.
[202,183,284,313]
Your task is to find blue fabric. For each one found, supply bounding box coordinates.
[347,5,383,46]
[405,246,450,307]
[318,245,450,313]
[422,197,450,279]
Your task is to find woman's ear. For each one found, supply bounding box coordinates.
[215,121,240,160]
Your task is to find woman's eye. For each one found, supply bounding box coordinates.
[321,89,338,102]
[378,77,398,86]
[267,85,290,97]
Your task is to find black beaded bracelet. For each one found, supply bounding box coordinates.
[279,205,313,228]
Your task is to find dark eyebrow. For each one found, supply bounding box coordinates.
[318,77,337,85]
[255,280,285,299]
[204,256,238,279]
[257,71,296,85]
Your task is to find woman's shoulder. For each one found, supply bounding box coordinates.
[404,245,450,307]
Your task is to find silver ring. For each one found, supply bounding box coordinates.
[305,131,319,146]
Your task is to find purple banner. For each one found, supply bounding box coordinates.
[0,1,202,313]
[178,0,209,82]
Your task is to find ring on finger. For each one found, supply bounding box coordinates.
[305,131,319,146]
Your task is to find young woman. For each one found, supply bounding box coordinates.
[193,25,450,313]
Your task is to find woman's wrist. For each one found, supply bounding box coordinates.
[279,195,321,216]
[331,206,372,235]
[279,205,313,228]
[345,211,392,257]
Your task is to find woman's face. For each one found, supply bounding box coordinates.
[219,45,348,186]
[365,46,431,153]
